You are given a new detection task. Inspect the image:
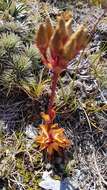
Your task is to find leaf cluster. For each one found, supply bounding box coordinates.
[0,0,28,21]
[0,6,46,99]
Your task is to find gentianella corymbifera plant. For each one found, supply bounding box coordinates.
[35,11,89,156]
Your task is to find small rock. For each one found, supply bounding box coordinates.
[25,124,37,139]
[46,163,52,171]
[39,171,79,190]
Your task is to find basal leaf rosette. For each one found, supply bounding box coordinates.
[36,123,70,155]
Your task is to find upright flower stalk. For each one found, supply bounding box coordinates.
[35,11,89,156]
[48,72,59,117]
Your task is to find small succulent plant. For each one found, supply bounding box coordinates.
[0,0,27,21]
[35,11,89,156]
[0,8,44,98]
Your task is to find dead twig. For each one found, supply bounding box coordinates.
[92,151,107,188]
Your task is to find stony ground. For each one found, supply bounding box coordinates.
[0,1,107,190]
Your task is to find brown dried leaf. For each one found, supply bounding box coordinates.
[65,18,73,35]
[45,18,53,42]
[63,25,89,60]
[50,28,63,56]
[36,24,48,53]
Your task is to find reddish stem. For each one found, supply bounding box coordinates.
[48,72,59,117]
